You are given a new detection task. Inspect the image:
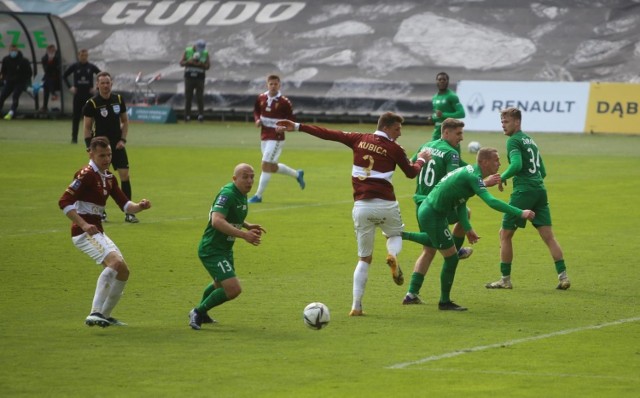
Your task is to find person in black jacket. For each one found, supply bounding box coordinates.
[0,44,33,120]
[40,44,62,113]
[63,49,100,143]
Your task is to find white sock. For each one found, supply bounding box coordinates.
[352,261,369,310]
[101,279,127,318]
[91,268,117,314]
[255,172,272,197]
[386,235,402,257]
[276,163,297,178]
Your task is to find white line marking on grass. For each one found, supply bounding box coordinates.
[387,317,640,369]
[415,368,637,381]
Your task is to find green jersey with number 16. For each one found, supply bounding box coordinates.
[411,138,466,205]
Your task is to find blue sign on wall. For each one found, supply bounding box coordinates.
[127,106,176,124]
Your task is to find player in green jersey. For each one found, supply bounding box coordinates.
[189,163,266,330]
[415,147,535,311]
[485,108,571,290]
[401,118,480,304]
[427,72,465,141]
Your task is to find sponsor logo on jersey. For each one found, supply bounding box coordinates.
[214,194,229,207]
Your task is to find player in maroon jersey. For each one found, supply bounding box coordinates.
[58,137,152,327]
[248,74,305,203]
[276,113,431,316]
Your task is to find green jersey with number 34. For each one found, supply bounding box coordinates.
[503,131,546,192]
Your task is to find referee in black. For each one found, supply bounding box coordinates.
[83,71,139,223]
[63,49,100,144]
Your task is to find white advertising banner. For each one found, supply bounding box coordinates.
[457,81,591,133]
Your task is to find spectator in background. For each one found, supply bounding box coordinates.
[179,39,210,122]
[40,44,62,113]
[248,74,305,204]
[427,72,465,142]
[0,44,32,120]
[63,49,100,144]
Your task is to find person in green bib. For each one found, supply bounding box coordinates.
[412,148,535,311]
[189,163,266,330]
[179,39,210,122]
[427,72,465,142]
[485,107,571,290]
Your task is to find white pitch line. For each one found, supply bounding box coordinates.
[387,317,640,369]
[413,368,637,381]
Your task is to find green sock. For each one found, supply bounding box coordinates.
[201,283,216,303]
[197,287,229,313]
[408,272,425,295]
[453,235,465,251]
[439,254,459,303]
[500,262,512,277]
[402,231,430,246]
[554,260,566,274]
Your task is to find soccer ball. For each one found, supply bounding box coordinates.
[303,302,330,330]
[467,141,481,153]
[192,52,200,60]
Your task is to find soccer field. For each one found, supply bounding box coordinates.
[0,120,638,397]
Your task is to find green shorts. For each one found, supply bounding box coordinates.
[417,201,455,250]
[502,189,552,230]
[415,201,465,225]
[199,252,236,282]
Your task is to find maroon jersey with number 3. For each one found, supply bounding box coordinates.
[299,124,423,201]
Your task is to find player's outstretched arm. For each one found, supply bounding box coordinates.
[125,199,151,214]
[276,119,295,132]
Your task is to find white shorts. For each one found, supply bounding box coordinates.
[352,199,404,258]
[261,140,285,164]
[72,232,122,265]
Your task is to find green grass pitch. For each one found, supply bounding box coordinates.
[0,119,639,397]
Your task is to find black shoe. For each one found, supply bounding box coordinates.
[101,211,107,222]
[189,309,202,330]
[125,214,139,223]
[197,114,204,122]
[201,312,217,324]
[71,138,78,144]
[438,301,468,311]
[106,317,128,326]
[85,312,110,327]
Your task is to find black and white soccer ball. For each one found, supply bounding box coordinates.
[303,302,330,330]
[467,141,481,153]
